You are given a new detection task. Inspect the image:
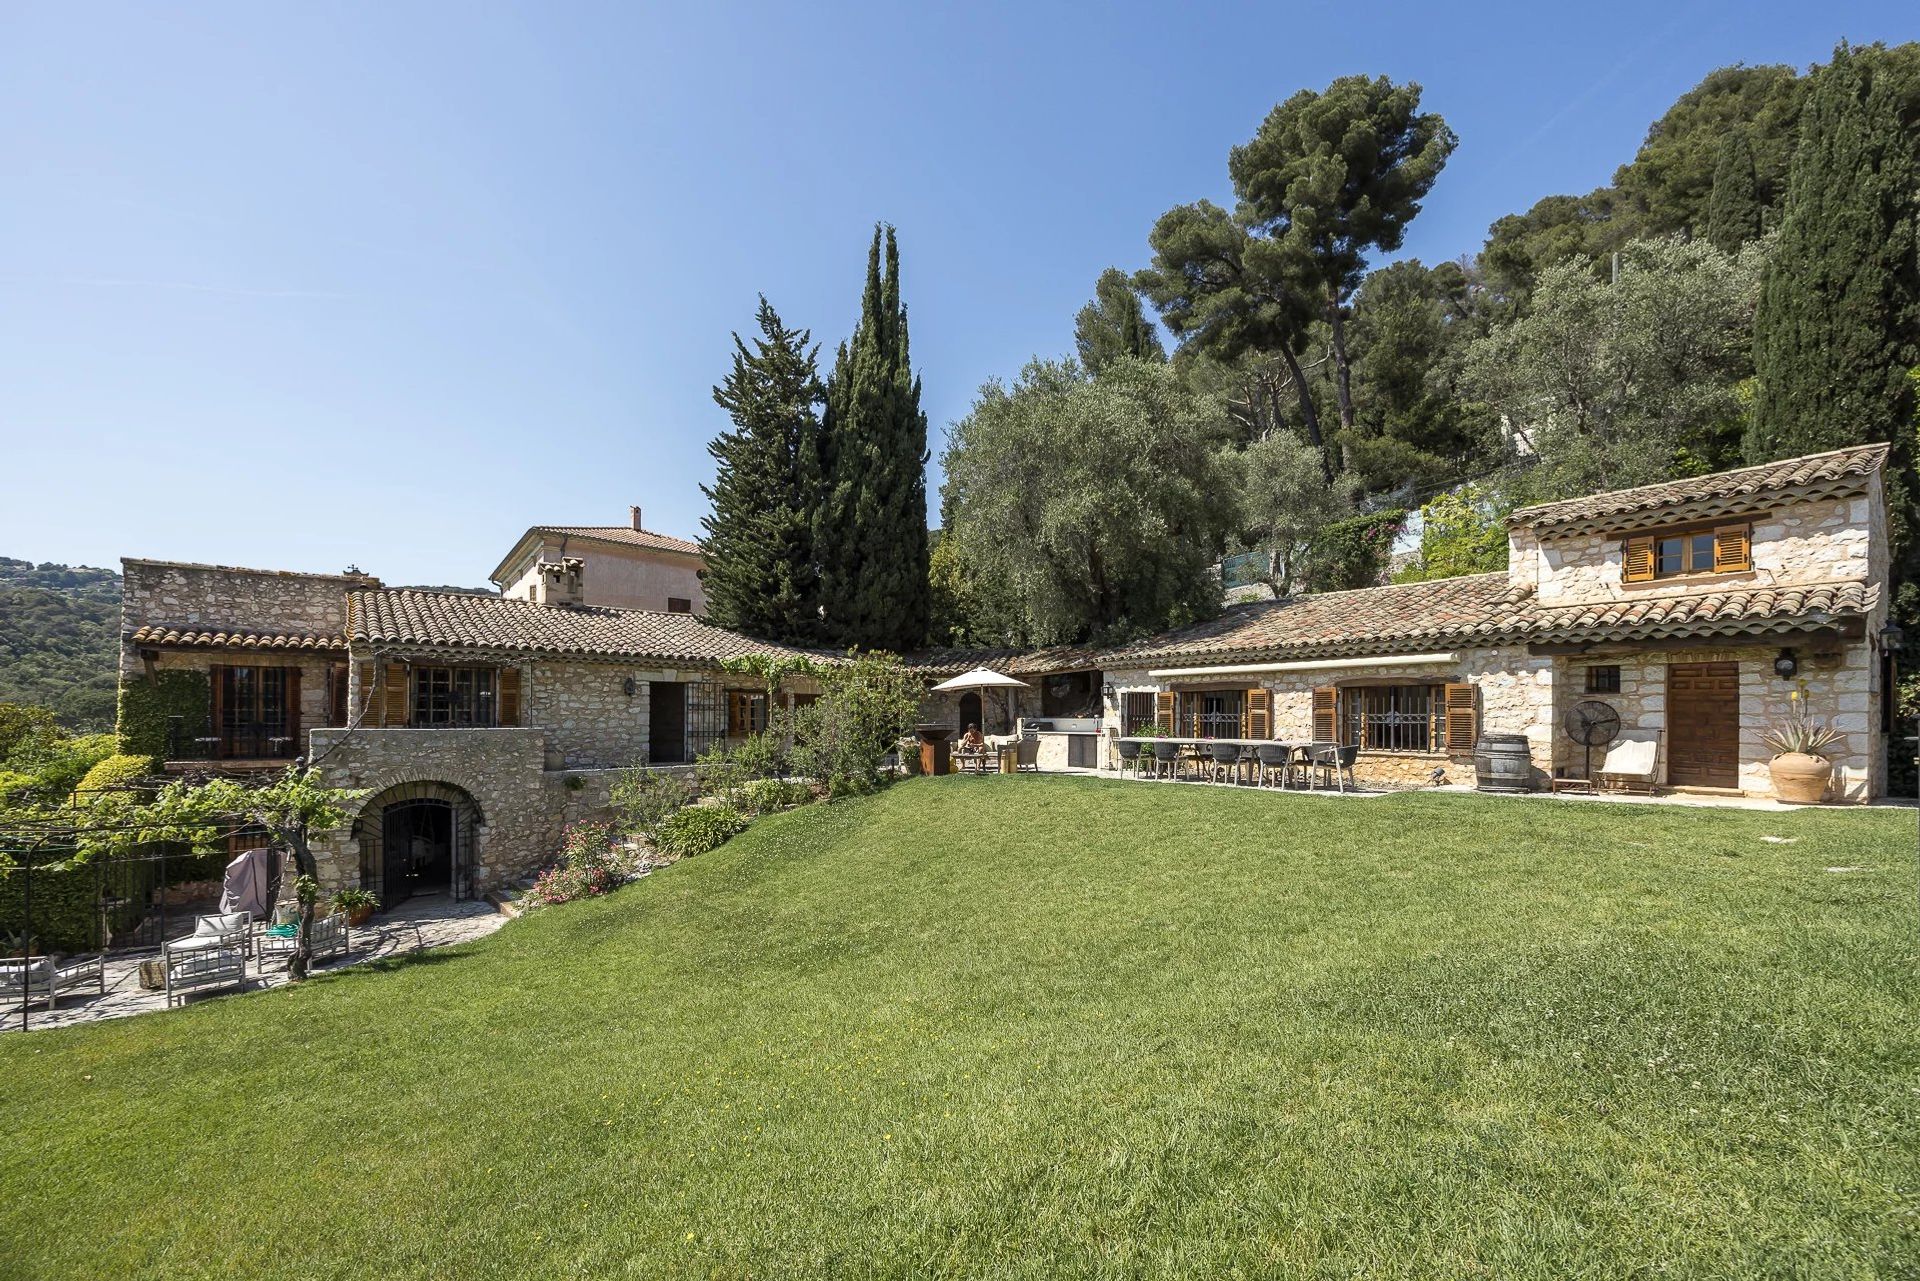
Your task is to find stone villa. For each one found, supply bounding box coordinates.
[115,443,1898,905]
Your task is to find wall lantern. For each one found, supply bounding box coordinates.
[1880,621,1906,655]
[1773,648,1798,680]
[1101,682,1116,704]
[622,676,637,698]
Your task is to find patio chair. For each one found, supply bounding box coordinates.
[168,911,253,958]
[1311,744,1360,793]
[1150,740,1182,780]
[1595,733,1660,794]
[1014,736,1040,773]
[1254,744,1292,788]
[163,943,247,1007]
[0,953,106,1010]
[257,912,349,971]
[1116,739,1143,777]
[1208,741,1247,785]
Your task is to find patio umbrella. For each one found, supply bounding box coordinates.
[930,668,1031,735]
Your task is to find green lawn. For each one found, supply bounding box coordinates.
[2,779,1916,1279]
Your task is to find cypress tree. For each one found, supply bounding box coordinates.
[1703,131,1763,253]
[1074,267,1166,374]
[814,226,931,651]
[1748,43,1920,463]
[700,297,825,642]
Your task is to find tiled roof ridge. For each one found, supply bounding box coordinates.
[1510,442,1888,530]
[533,525,704,553]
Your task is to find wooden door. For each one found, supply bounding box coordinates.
[1667,662,1740,787]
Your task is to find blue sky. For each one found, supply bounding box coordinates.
[1,2,1913,587]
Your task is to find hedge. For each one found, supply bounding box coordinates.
[117,671,211,759]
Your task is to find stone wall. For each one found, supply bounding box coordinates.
[1520,492,1878,608]
[307,726,553,893]
[1552,641,1879,801]
[1104,645,1558,789]
[119,559,375,679]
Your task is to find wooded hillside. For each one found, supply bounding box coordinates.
[0,557,120,730]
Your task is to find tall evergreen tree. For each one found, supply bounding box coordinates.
[1704,131,1763,253]
[1074,268,1165,373]
[815,226,931,651]
[1748,43,1920,464]
[700,297,824,642]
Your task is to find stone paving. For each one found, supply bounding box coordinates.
[4,895,509,1035]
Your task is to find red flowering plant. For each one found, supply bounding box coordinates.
[529,820,628,905]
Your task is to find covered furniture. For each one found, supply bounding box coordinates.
[168,912,253,958]
[0,954,106,1010]
[163,944,247,1007]
[1596,733,1661,794]
[257,912,349,970]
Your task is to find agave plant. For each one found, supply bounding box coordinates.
[1762,698,1843,757]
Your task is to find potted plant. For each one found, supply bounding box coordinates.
[1762,696,1843,804]
[330,887,380,927]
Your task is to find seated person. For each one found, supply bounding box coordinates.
[957,723,987,753]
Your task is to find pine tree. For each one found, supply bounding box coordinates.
[1703,131,1763,253]
[1074,268,1165,373]
[814,226,931,651]
[1748,43,1920,463]
[700,298,824,642]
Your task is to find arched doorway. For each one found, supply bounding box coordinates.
[958,691,982,735]
[353,782,484,907]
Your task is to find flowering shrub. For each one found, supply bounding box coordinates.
[742,778,811,814]
[656,804,750,859]
[530,821,627,905]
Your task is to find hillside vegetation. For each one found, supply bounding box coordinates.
[0,557,119,730]
[1,779,1914,1279]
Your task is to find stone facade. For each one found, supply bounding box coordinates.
[118,560,374,675]
[1513,489,1879,609]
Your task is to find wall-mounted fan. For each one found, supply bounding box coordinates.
[1563,699,1622,786]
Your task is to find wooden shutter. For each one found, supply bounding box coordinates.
[1712,523,1750,573]
[1244,687,1272,739]
[497,666,521,727]
[1623,535,1655,582]
[383,663,410,727]
[1443,682,1477,752]
[1311,686,1339,743]
[1154,691,1174,733]
[284,666,301,753]
[328,663,349,726]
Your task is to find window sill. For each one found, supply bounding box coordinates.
[1621,570,1757,591]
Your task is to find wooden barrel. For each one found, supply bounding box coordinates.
[1474,733,1534,792]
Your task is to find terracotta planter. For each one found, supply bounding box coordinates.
[1768,752,1833,804]
[344,905,375,928]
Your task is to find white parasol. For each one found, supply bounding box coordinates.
[930,668,1031,738]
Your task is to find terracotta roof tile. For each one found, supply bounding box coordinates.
[1527,580,1879,644]
[1511,443,1888,534]
[532,525,704,556]
[1112,573,1537,666]
[347,589,823,665]
[129,626,347,652]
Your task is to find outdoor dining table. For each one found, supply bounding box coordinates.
[1117,738,1334,787]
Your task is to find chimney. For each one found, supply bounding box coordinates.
[535,556,586,608]
[629,504,643,532]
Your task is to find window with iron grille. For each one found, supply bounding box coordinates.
[1344,685,1439,752]
[1585,665,1621,694]
[1121,691,1156,735]
[686,680,727,758]
[412,667,497,727]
